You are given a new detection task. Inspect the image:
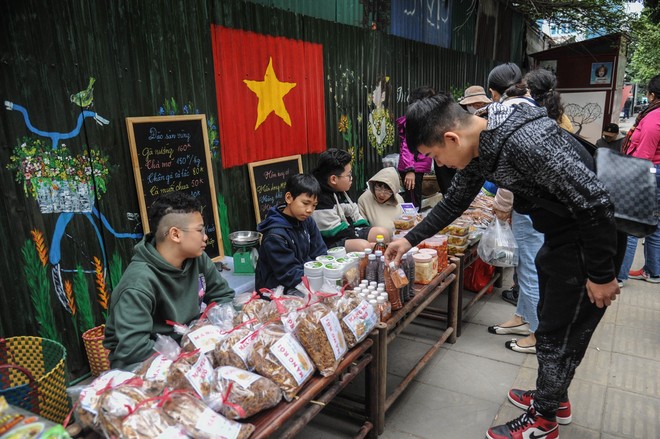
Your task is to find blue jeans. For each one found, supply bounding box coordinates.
[512,211,544,332]
[617,165,660,279]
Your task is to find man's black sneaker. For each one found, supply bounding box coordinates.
[486,406,558,439]
[501,288,519,306]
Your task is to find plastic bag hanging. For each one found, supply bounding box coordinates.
[477,219,519,267]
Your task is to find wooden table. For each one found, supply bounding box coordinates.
[249,334,378,439]
[371,263,458,435]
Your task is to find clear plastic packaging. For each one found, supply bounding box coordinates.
[413,253,436,285]
[324,291,378,348]
[233,293,277,326]
[97,385,149,438]
[212,323,257,370]
[121,405,187,439]
[161,391,255,439]
[393,214,415,230]
[384,264,403,311]
[207,366,282,419]
[377,296,391,322]
[295,302,348,376]
[477,219,519,267]
[166,350,214,398]
[249,323,315,401]
[447,234,468,246]
[365,254,378,283]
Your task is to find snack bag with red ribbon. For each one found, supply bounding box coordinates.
[120,402,188,439]
[266,287,308,333]
[73,370,141,431]
[232,290,278,326]
[160,389,255,439]
[205,366,282,420]
[295,302,348,376]
[170,303,228,357]
[97,378,150,438]
[165,348,214,399]
[248,322,315,401]
[325,287,378,348]
[212,318,259,370]
[134,335,180,395]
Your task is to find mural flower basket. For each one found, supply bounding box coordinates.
[7,137,109,213]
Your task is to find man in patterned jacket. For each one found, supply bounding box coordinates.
[385,93,626,439]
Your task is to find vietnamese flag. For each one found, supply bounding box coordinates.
[211,26,327,169]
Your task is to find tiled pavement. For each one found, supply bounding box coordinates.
[297,241,659,438]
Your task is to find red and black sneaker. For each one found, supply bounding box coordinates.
[508,389,572,425]
[486,406,558,439]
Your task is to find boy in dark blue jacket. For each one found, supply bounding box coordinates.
[255,174,327,292]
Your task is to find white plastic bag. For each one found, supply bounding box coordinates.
[477,219,519,267]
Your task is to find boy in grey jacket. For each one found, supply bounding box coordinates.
[385,93,625,439]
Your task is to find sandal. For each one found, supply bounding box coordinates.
[487,323,530,335]
[505,338,537,354]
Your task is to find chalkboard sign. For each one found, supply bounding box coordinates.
[126,115,224,261]
[248,155,303,224]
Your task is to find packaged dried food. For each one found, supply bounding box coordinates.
[161,391,255,439]
[180,321,227,355]
[205,302,237,330]
[75,370,139,429]
[393,214,415,230]
[326,291,378,348]
[413,253,436,285]
[448,242,469,255]
[447,220,471,236]
[447,234,468,246]
[207,366,282,419]
[340,257,360,288]
[270,294,306,332]
[418,249,439,273]
[121,405,187,439]
[166,350,214,398]
[233,292,277,326]
[212,321,259,370]
[295,302,347,376]
[97,385,148,438]
[135,353,173,395]
[249,323,315,401]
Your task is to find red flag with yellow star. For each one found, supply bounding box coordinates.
[211,26,327,168]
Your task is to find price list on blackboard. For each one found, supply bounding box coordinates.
[248,155,303,223]
[127,115,223,260]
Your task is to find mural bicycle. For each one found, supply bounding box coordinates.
[5,90,143,325]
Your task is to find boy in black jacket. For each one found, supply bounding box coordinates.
[385,93,625,439]
[255,174,327,292]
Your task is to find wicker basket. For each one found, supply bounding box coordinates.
[0,336,69,423]
[82,325,111,376]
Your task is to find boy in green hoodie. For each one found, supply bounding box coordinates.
[104,192,234,369]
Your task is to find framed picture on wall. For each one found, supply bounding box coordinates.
[539,60,557,75]
[590,62,612,85]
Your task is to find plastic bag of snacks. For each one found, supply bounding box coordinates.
[477,219,519,267]
[249,323,315,401]
[166,349,214,398]
[295,302,348,376]
[205,302,238,330]
[161,390,255,439]
[206,366,282,420]
[73,370,140,430]
[273,296,307,333]
[97,384,149,438]
[233,291,278,326]
[212,319,259,370]
[133,335,181,395]
[121,404,187,439]
[325,289,378,348]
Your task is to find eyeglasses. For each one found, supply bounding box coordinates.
[337,172,353,180]
[374,185,393,194]
[179,225,208,236]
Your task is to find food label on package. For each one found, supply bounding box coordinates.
[156,426,188,439]
[185,354,214,397]
[145,354,173,382]
[232,330,259,364]
[281,311,300,333]
[270,333,314,385]
[195,408,240,439]
[320,313,348,360]
[80,370,136,414]
[217,366,260,388]
[187,325,224,353]
[343,300,378,339]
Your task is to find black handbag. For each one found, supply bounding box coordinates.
[524,131,659,238]
[594,147,659,238]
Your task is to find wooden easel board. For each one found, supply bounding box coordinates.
[126,115,224,260]
[248,155,303,224]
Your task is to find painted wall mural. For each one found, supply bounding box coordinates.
[367,75,395,156]
[4,79,142,344]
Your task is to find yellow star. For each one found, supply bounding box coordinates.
[243,57,297,130]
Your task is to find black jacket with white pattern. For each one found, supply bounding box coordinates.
[406,103,618,284]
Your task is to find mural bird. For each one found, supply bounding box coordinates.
[70,77,96,107]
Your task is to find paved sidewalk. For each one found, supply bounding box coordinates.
[298,242,659,438]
